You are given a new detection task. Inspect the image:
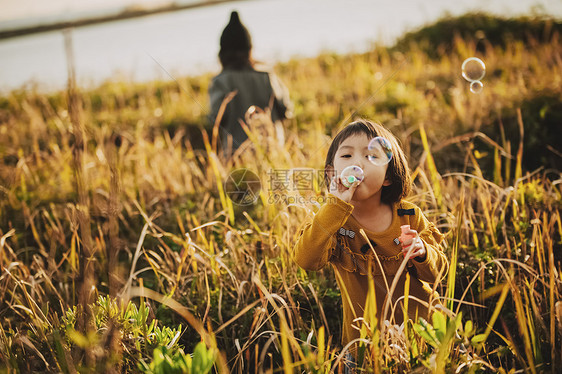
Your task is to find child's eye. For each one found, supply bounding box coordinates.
[340,154,351,158]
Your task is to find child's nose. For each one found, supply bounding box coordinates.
[354,156,365,169]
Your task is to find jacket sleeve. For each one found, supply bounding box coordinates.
[208,77,228,126]
[410,207,449,283]
[292,195,353,271]
[269,73,293,120]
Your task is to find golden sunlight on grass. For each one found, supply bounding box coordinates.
[0,12,561,374]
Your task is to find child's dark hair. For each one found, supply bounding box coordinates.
[324,119,411,205]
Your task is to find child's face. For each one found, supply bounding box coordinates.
[331,133,391,201]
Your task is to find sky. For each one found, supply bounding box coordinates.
[0,0,200,28]
[1,0,561,26]
[0,0,168,20]
[1,0,561,92]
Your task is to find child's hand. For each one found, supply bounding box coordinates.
[329,175,359,203]
[400,228,427,261]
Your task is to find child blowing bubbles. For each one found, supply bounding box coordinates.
[292,119,449,351]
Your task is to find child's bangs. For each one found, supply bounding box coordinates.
[336,122,382,143]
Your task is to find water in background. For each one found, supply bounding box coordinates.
[0,0,560,93]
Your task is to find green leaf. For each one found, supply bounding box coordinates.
[175,350,192,372]
[471,333,487,345]
[148,319,156,335]
[192,342,215,374]
[413,322,439,348]
[432,311,447,342]
[139,301,148,325]
[464,320,473,337]
[152,346,166,367]
[454,312,463,331]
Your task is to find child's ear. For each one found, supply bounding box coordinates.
[383,176,392,186]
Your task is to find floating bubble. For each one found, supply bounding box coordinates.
[367,137,393,166]
[340,165,364,188]
[470,80,484,94]
[461,57,486,82]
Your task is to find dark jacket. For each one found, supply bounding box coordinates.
[209,66,292,152]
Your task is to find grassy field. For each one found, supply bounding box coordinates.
[0,12,561,373]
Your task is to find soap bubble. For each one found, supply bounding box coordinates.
[470,80,484,94]
[367,137,393,166]
[461,57,486,82]
[340,165,364,188]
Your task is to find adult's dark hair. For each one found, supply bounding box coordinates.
[218,11,253,70]
[219,50,253,70]
[324,119,411,205]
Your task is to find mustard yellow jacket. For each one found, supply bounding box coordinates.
[292,196,448,346]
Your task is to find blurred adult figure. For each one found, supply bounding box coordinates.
[209,11,293,156]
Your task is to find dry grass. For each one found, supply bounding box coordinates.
[0,13,561,374]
